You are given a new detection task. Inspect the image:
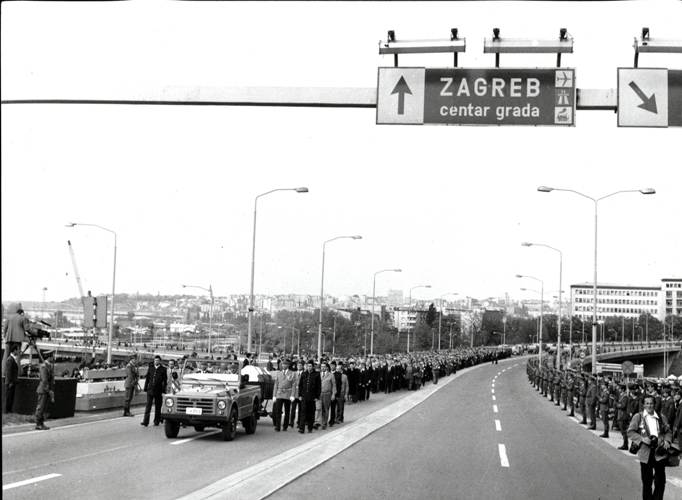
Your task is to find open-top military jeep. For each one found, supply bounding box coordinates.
[162,359,260,441]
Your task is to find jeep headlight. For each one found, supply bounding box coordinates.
[217,400,226,410]
[165,398,174,407]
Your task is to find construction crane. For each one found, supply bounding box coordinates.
[67,240,98,356]
[67,240,85,298]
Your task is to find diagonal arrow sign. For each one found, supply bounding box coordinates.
[629,81,658,114]
[391,76,412,115]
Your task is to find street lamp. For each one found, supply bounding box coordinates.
[438,293,459,351]
[518,274,544,366]
[371,268,402,356]
[66,222,117,365]
[182,284,214,355]
[318,235,362,359]
[522,242,563,368]
[408,284,431,354]
[538,185,655,373]
[248,186,308,354]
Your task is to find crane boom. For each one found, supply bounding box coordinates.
[67,240,85,299]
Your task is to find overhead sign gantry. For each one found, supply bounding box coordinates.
[377,29,575,126]
[617,28,682,128]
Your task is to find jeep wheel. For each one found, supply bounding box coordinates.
[194,425,205,432]
[242,401,258,435]
[164,420,180,438]
[222,407,238,441]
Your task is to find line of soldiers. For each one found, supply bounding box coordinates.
[527,358,682,450]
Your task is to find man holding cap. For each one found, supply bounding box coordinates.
[35,351,55,430]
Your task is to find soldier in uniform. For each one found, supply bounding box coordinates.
[566,370,576,416]
[34,351,55,430]
[598,378,611,438]
[577,374,587,423]
[554,369,562,406]
[586,375,598,430]
[616,382,631,450]
[548,368,555,402]
[560,370,568,410]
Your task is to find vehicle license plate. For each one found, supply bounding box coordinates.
[186,407,202,415]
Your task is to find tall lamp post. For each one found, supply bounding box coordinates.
[522,242,563,368]
[518,274,544,366]
[66,222,117,365]
[182,284,214,355]
[538,186,655,373]
[438,293,459,351]
[408,284,431,354]
[371,268,402,356]
[318,235,362,359]
[248,187,308,354]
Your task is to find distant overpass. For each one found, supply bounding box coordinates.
[579,341,682,377]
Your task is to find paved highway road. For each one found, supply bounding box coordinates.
[4,357,682,499]
[273,359,682,500]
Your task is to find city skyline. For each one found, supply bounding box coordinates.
[2,2,680,303]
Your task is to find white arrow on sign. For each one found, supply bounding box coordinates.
[377,68,425,125]
[618,68,668,127]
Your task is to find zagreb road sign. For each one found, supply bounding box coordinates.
[377,67,575,126]
[618,68,682,127]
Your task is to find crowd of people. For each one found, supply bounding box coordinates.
[128,346,511,434]
[527,358,681,500]
[261,347,510,434]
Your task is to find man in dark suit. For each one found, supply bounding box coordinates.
[4,344,20,413]
[35,351,55,430]
[141,355,167,426]
[297,359,320,433]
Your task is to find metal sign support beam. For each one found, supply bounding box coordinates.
[2,86,617,111]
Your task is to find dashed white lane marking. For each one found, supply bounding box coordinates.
[171,430,222,445]
[492,395,496,401]
[3,473,61,490]
[492,383,495,388]
[498,444,510,467]
[492,389,495,394]
[495,420,502,431]
[493,405,499,413]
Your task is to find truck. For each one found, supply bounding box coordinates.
[161,359,260,441]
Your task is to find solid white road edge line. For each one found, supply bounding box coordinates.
[495,420,502,431]
[2,473,62,490]
[177,357,518,500]
[498,444,510,467]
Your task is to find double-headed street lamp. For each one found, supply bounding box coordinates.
[522,242,563,368]
[66,222,117,365]
[408,284,431,354]
[371,268,402,356]
[182,284,214,355]
[517,274,544,365]
[248,187,308,354]
[318,235,362,359]
[538,186,655,373]
[438,293,458,351]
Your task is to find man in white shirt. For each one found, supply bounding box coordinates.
[628,395,672,500]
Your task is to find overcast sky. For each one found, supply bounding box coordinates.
[2,1,680,304]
